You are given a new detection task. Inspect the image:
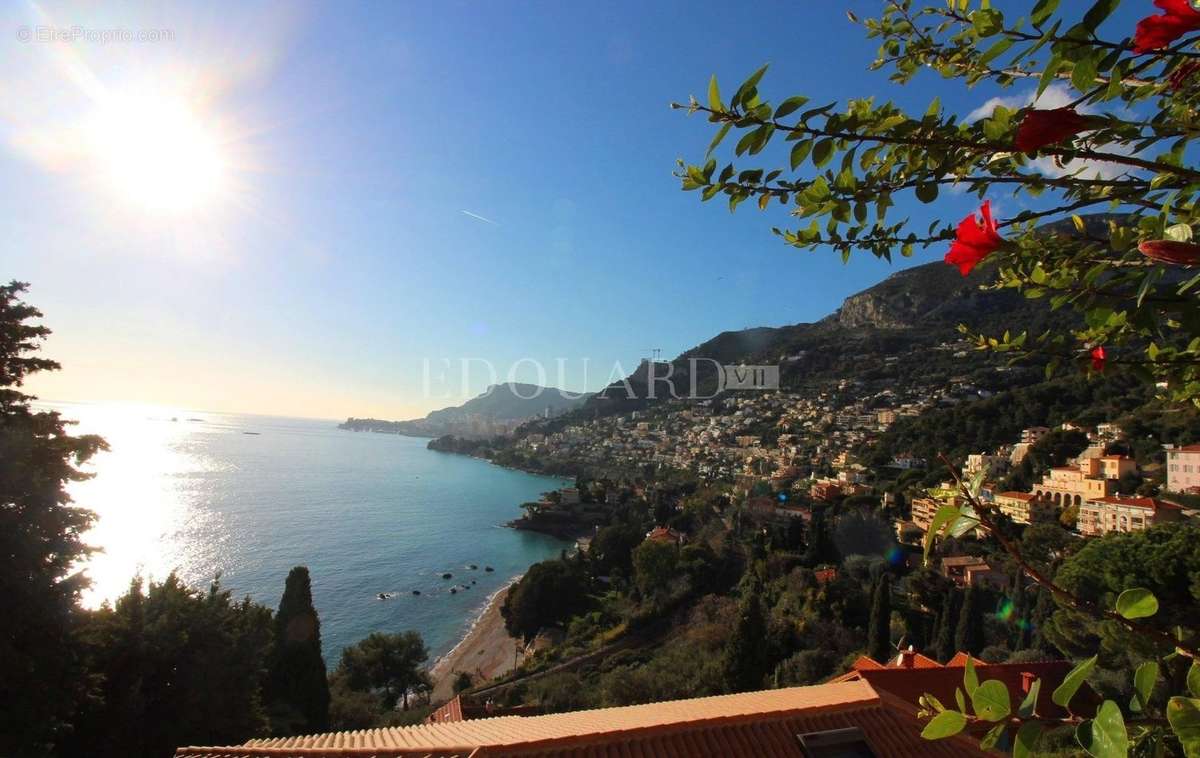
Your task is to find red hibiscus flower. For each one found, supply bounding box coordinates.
[1134,0,1200,53]
[1014,108,1092,152]
[944,201,1004,276]
[1139,239,1200,265]
[1090,346,1107,372]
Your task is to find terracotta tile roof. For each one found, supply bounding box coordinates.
[847,655,886,671]
[944,653,988,668]
[996,491,1035,501]
[176,679,979,757]
[1087,495,1181,511]
[840,658,1096,722]
[427,696,543,725]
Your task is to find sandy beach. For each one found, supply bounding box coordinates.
[429,579,525,702]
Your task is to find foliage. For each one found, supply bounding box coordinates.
[773,649,839,687]
[589,521,644,576]
[955,586,987,656]
[868,575,893,663]
[722,583,769,692]
[336,631,430,710]
[268,566,330,734]
[935,589,960,663]
[1047,523,1200,662]
[0,282,108,756]
[501,558,593,641]
[63,575,274,758]
[676,2,1200,404]
[452,671,473,694]
[632,539,680,598]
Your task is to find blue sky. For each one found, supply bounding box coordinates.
[0,1,1150,418]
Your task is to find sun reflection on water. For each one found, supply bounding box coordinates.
[45,402,230,608]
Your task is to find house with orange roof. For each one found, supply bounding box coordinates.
[645,525,686,545]
[994,491,1053,525]
[1079,495,1185,537]
[176,678,986,757]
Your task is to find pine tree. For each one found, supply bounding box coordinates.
[867,575,892,663]
[955,586,985,656]
[722,583,769,692]
[935,590,959,663]
[268,566,330,734]
[0,282,107,755]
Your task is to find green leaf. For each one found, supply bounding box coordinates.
[924,505,960,561]
[1013,722,1042,758]
[790,141,812,171]
[734,128,760,157]
[1030,0,1060,26]
[707,122,732,157]
[1116,588,1159,620]
[1076,700,1127,758]
[955,687,966,713]
[915,183,938,203]
[980,723,1006,751]
[812,138,834,168]
[964,657,980,697]
[1167,697,1200,758]
[1072,53,1099,92]
[921,709,967,740]
[1053,656,1097,709]
[732,64,768,108]
[1019,678,1041,718]
[1189,662,1200,698]
[1038,54,1064,98]
[979,37,1015,66]
[971,680,1011,722]
[707,74,723,112]
[1082,0,1119,33]
[1131,661,1158,713]
[948,505,980,538]
[774,95,808,119]
[1167,223,1194,242]
[972,8,1003,37]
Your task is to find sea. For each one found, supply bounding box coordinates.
[43,402,572,663]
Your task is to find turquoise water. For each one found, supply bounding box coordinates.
[48,403,570,662]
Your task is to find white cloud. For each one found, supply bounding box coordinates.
[965,84,1135,180]
[966,83,1076,123]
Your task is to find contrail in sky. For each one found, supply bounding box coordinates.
[460,210,498,225]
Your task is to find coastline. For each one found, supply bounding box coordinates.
[429,576,525,702]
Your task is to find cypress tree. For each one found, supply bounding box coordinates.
[802,509,838,567]
[722,583,769,692]
[867,575,892,663]
[1011,574,1032,651]
[955,586,985,656]
[935,590,959,663]
[268,566,330,734]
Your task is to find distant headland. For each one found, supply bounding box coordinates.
[339,382,588,440]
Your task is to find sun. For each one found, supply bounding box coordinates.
[88,91,228,215]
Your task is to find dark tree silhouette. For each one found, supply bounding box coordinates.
[268,566,330,734]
